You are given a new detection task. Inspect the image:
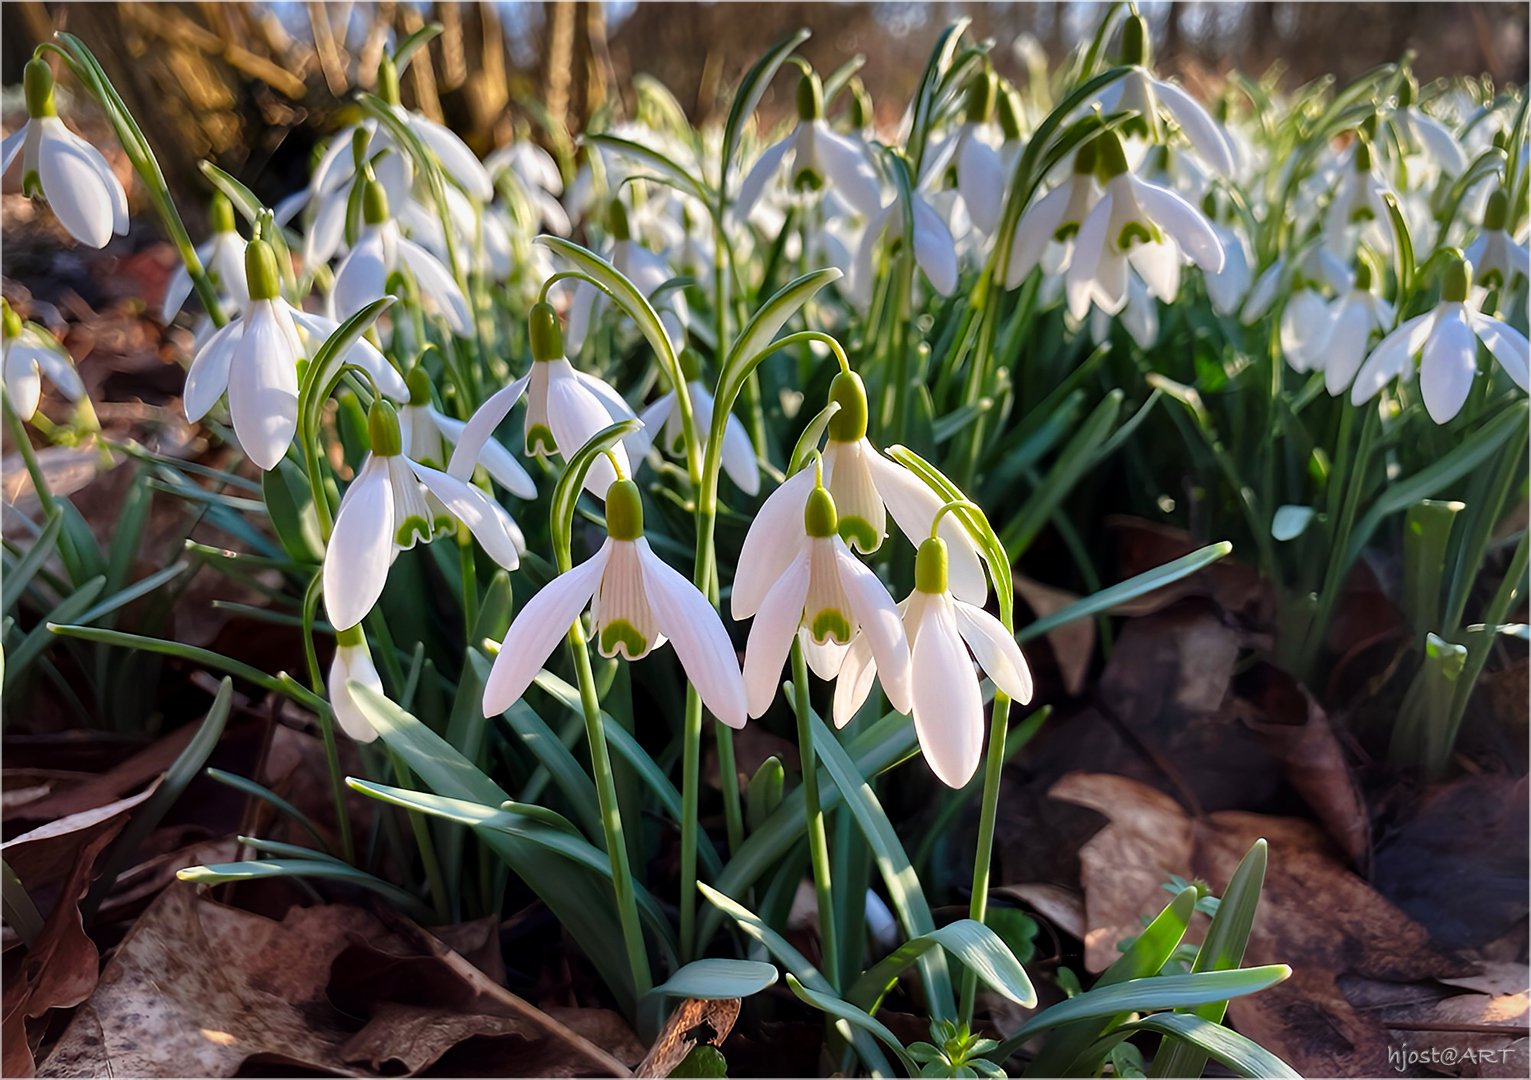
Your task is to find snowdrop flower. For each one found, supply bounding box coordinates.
[400,367,536,498]
[800,371,988,602]
[324,401,522,631]
[1203,217,1253,317]
[329,627,385,742]
[1466,189,1529,291]
[1092,274,1159,349]
[1003,140,1101,288]
[485,138,571,235]
[1,59,128,249]
[834,536,1032,787]
[638,348,759,495]
[1066,132,1224,319]
[736,70,883,221]
[1323,139,1396,257]
[735,472,913,718]
[332,180,472,336]
[1352,256,1529,423]
[2,300,84,420]
[853,189,960,306]
[1391,77,1468,178]
[163,193,247,321]
[1097,15,1237,177]
[183,239,408,470]
[482,478,746,727]
[1316,261,1394,395]
[1279,285,1333,374]
[564,200,687,356]
[1241,245,1353,324]
[922,71,1009,236]
[450,302,643,499]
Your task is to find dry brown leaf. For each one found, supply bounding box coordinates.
[1048,772,1472,1077]
[2,826,120,1077]
[340,1002,538,1074]
[3,784,158,898]
[635,997,740,1078]
[1230,662,1370,867]
[1013,574,1094,696]
[6,724,197,826]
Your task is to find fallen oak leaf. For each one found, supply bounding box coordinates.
[636,998,740,1079]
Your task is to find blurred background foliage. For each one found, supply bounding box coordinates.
[2,2,1526,224]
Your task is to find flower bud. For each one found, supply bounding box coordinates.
[997,84,1025,142]
[2,299,21,340]
[1397,71,1418,109]
[24,58,56,118]
[406,365,432,406]
[211,191,237,234]
[377,53,401,107]
[849,79,874,130]
[1441,254,1471,303]
[1120,14,1150,67]
[362,178,390,226]
[367,399,404,457]
[796,69,825,122]
[529,301,564,362]
[1483,187,1509,232]
[964,69,997,126]
[914,536,949,595]
[609,198,630,241]
[244,239,282,301]
[826,369,868,443]
[605,478,645,540]
[1094,131,1130,180]
[804,483,838,539]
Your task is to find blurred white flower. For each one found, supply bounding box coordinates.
[2,301,84,421]
[638,349,759,496]
[163,193,247,322]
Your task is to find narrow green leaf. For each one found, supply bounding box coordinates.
[785,974,919,1075]
[722,30,812,195]
[205,767,331,853]
[83,679,234,920]
[8,578,105,678]
[719,269,842,413]
[72,561,190,627]
[1099,1013,1300,1079]
[550,418,643,572]
[2,511,63,614]
[641,959,779,1041]
[851,919,1036,1016]
[178,858,436,922]
[585,134,711,204]
[1018,543,1233,642]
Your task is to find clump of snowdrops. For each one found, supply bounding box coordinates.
[7,5,1526,1076]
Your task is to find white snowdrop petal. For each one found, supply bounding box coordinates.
[743,547,813,718]
[719,408,760,496]
[330,646,383,742]
[911,197,959,296]
[396,237,473,336]
[409,114,494,201]
[952,600,1033,704]
[1,127,24,176]
[30,341,84,401]
[862,449,989,605]
[323,459,394,631]
[4,349,42,419]
[831,633,878,729]
[1067,192,1113,319]
[331,229,390,326]
[448,374,531,481]
[734,134,794,222]
[37,124,116,248]
[957,132,1005,235]
[1153,77,1237,177]
[228,303,299,470]
[812,122,883,217]
[833,539,911,715]
[1130,177,1223,272]
[1469,311,1531,391]
[732,465,816,619]
[1005,182,1071,289]
[1351,313,1434,405]
[545,363,629,497]
[910,596,985,788]
[431,410,537,498]
[408,460,521,570]
[482,542,611,716]
[1419,310,1479,424]
[184,319,243,421]
[1127,240,1182,303]
[638,539,747,729]
[1323,299,1376,396]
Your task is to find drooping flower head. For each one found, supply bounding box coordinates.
[163,192,248,322]
[1,58,129,249]
[482,477,746,727]
[1466,189,1529,293]
[183,238,408,470]
[1351,255,1529,422]
[323,400,523,631]
[836,535,1033,787]
[638,346,759,495]
[401,366,537,499]
[2,299,85,421]
[737,470,913,718]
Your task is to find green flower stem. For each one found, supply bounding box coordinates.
[568,618,652,998]
[790,636,840,989]
[1299,405,1381,680]
[457,523,478,644]
[959,587,1017,1026]
[1446,525,1529,741]
[300,409,336,542]
[300,573,356,865]
[386,744,452,923]
[679,690,704,961]
[3,394,56,518]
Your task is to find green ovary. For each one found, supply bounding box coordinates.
[526,423,557,456]
[809,609,853,645]
[1117,221,1156,251]
[838,515,880,554]
[600,619,648,659]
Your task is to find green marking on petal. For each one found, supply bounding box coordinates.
[809,609,852,645]
[395,514,433,547]
[1479,268,1505,291]
[599,619,648,659]
[1119,114,1152,141]
[1117,221,1156,251]
[793,167,824,193]
[837,515,880,554]
[526,423,557,456]
[1349,206,1375,224]
[431,514,455,539]
[1053,221,1081,243]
